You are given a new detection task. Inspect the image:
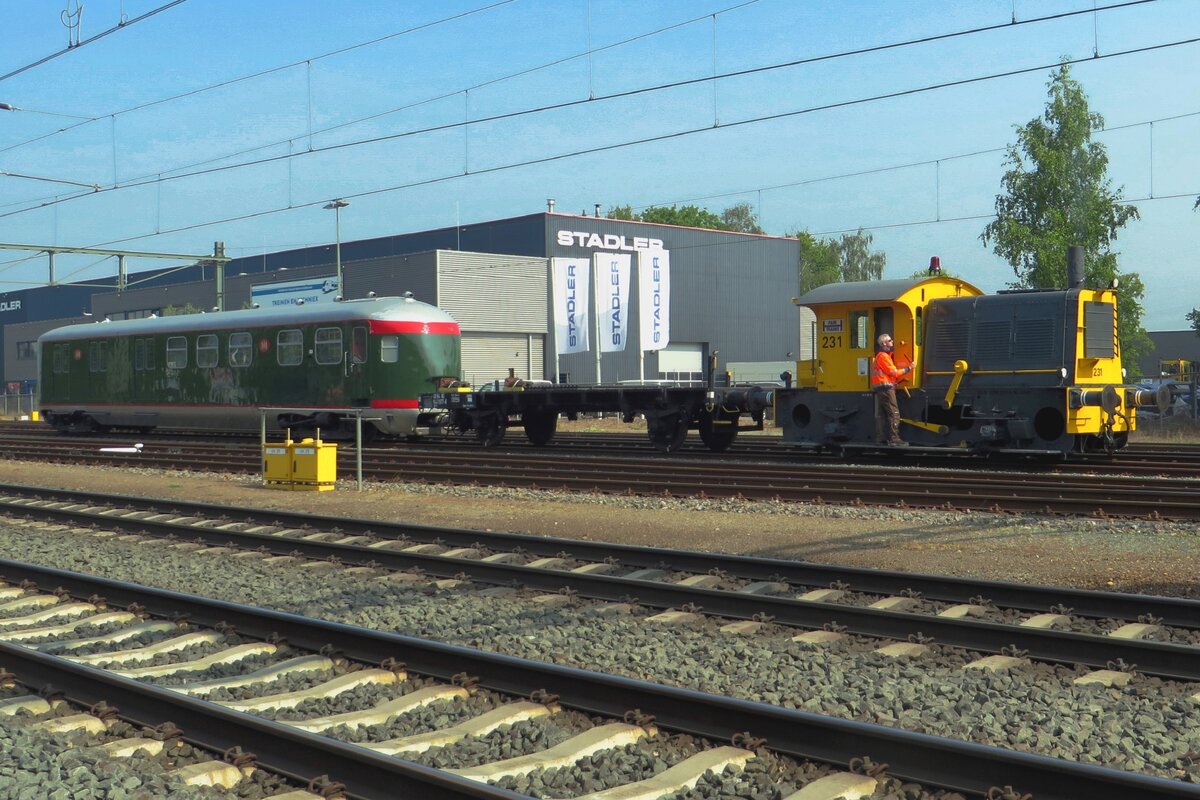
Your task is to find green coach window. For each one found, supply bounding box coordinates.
[196,334,218,368]
[166,336,187,369]
[278,329,303,366]
[89,341,107,373]
[134,340,147,371]
[314,327,342,365]
[380,334,399,363]
[53,345,68,374]
[229,332,252,368]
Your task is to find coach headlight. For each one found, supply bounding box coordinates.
[1060,367,1068,379]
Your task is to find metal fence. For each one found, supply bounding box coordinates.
[1,392,36,417]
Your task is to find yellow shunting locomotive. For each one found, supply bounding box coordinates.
[777,258,1163,455]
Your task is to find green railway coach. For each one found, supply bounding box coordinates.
[37,295,461,437]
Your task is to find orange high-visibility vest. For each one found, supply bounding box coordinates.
[871,350,906,388]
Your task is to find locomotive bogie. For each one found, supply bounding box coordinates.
[37,297,461,438]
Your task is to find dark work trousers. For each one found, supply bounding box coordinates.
[875,386,901,444]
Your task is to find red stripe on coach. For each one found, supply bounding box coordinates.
[369,321,460,335]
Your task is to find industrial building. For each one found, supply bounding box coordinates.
[1,209,806,404]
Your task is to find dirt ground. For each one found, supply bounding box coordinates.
[4,454,1198,598]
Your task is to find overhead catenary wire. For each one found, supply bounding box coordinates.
[0,2,1178,228]
[0,0,519,157]
[0,0,190,83]
[0,34,1193,261]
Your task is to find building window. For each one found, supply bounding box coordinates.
[229,332,252,367]
[196,334,218,368]
[134,339,147,371]
[53,345,68,374]
[314,327,342,365]
[166,336,187,369]
[380,334,398,363]
[277,329,303,366]
[89,341,107,373]
[15,341,35,360]
[850,310,869,350]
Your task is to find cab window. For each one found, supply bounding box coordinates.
[351,326,367,364]
[850,311,869,349]
[380,334,399,363]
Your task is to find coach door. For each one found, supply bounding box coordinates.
[346,325,368,405]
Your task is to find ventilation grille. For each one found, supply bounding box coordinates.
[1014,319,1054,361]
[932,320,970,362]
[974,320,1012,362]
[1084,302,1116,358]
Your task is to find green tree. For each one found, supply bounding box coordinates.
[637,204,728,229]
[161,303,203,316]
[791,228,886,293]
[835,228,886,283]
[1188,308,1200,337]
[981,63,1149,373]
[605,202,763,232]
[720,202,765,234]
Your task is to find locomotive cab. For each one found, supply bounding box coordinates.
[778,276,983,449]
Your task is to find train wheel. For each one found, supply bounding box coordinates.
[522,410,558,447]
[475,416,506,447]
[647,414,688,453]
[698,410,737,452]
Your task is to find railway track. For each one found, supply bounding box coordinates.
[3,431,1199,520]
[0,557,1195,799]
[5,420,1200,478]
[2,485,1196,686]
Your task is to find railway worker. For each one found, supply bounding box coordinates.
[872,333,912,447]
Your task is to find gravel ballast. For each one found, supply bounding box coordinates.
[0,521,1197,784]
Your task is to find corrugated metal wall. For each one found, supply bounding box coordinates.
[461,332,545,385]
[439,251,547,384]
[435,251,547,332]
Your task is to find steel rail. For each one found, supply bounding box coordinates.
[5,439,1200,520]
[4,495,1198,681]
[0,640,527,800]
[4,558,1197,800]
[4,484,1197,628]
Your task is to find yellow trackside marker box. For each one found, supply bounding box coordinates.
[290,438,337,491]
[262,443,293,490]
[263,435,336,491]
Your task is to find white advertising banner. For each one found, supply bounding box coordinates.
[551,258,590,354]
[595,253,631,353]
[251,277,339,307]
[637,249,670,351]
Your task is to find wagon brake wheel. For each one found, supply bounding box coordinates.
[475,415,506,448]
[647,414,688,453]
[522,410,558,447]
[698,409,737,452]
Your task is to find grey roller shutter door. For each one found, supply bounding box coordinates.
[461,332,545,386]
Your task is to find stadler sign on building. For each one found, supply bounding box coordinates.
[555,230,664,252]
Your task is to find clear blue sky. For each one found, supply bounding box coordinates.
[1,0,1196,329]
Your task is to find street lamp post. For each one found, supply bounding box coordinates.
[323,198,350,298]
